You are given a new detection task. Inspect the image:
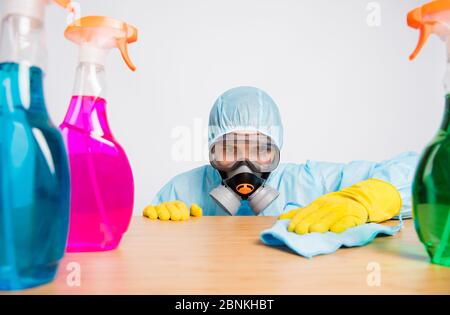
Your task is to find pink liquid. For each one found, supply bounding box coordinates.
[60,96,134,252]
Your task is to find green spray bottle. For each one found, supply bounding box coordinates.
[408,0,450,267]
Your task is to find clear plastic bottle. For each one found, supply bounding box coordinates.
[408,0,450,267]
[413,95,450,267]
[0,0,72,290]
[60,16,138,252]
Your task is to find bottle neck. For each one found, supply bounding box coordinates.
[72,62,107,99]
[0,14,47,69]
[0,57,46,114]
[442,51,450,132]
[63,62,111,136]
[0,14,47,113]
[442,95,450,133]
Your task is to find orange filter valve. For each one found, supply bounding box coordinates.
[408,0,450,60]
[65,16,138,71]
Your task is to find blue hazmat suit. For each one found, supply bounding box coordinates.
[153,87,418,217]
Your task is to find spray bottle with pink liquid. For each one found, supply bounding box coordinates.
[60,16,138,252]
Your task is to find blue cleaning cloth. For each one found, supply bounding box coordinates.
[260,219,403,258]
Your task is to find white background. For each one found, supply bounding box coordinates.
[41,0,442,214]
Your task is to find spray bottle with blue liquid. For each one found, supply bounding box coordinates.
[0,0,72,290]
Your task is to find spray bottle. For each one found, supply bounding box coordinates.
[408,0,450,267]
[0,0,72,290]
[60,16,137,252]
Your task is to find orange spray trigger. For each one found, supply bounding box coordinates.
[65,16,138,71]
[117,37,136,71]
[410,23,435,61]
[407,0,450,60]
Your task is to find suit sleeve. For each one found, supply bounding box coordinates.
[306,152,419,218]
[152,180,179,204]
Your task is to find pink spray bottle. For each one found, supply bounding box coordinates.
[60,16,138,252]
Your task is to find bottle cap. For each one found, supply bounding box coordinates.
[65,16,138,71]
[408,0,450,60]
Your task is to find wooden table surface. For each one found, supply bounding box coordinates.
[7,217,450,295]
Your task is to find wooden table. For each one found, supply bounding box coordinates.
[8,217,450,295]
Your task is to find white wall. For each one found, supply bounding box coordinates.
[41,0,442,214]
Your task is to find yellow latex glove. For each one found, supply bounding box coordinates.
[279,179,402,234]
[143,201,203,221]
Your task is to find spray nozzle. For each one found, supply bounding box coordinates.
[53,0,76,15]
[408,0,450,60]
[65,16,138,71]
[2,0,73,22]
[52,0,72,9]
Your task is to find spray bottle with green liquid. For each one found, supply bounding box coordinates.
[408,0,450,267]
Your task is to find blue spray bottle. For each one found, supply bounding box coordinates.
[0,0,72,290]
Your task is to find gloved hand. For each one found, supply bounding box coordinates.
[279,179,402,234]
[143,201,203,221]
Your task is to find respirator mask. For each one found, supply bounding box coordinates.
[209,133,280,215]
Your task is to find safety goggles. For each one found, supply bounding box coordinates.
[209,133,280,173]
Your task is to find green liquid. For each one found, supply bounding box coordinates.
[413,95,450,267]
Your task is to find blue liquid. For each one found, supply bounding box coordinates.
[0,62,70,290]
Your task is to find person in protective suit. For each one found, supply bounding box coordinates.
[144,86,418,234]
